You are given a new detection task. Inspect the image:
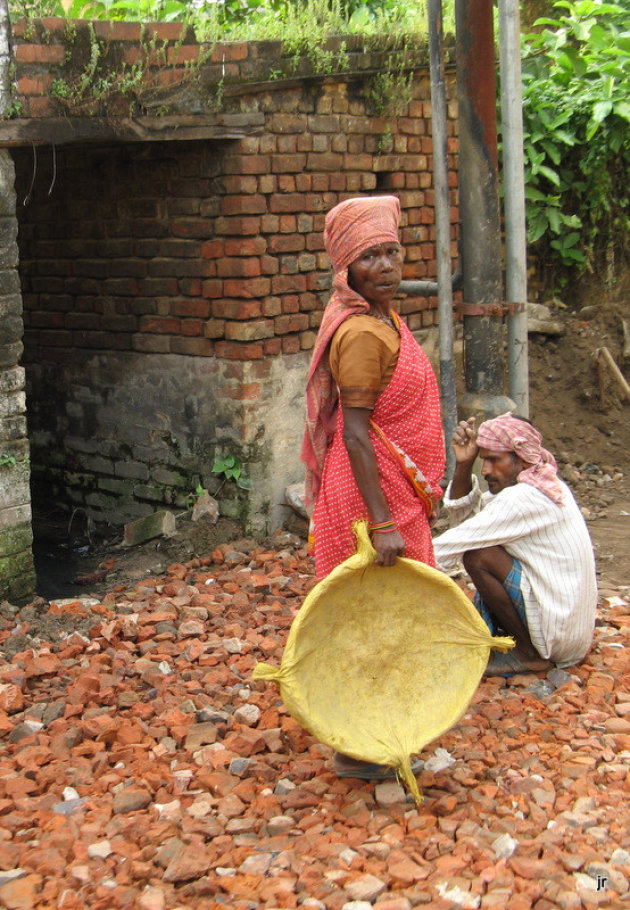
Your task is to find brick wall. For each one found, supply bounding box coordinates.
[0,150,35,600]
[8,20,459,535]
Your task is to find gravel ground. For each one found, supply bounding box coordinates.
[0,530,629,910]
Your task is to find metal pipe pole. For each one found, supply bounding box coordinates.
[427,0,457,479]
[499,0,529,417]
[455,0,508,416]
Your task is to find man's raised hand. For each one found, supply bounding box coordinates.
[452,416,479,465]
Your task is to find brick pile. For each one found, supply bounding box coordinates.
[0,539,628,909]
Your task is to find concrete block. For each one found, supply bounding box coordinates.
[123,510,177,547]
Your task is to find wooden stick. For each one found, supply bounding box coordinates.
[621,318,630,360]
[597,346,630,402]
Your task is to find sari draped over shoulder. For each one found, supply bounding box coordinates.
[312,317,445,578]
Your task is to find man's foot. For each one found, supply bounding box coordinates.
[484,649,553,678]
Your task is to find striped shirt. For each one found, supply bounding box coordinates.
[433,476,597,665]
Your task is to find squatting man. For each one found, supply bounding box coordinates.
[433,412,597,677]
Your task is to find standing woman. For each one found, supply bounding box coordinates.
[302,195,445,579]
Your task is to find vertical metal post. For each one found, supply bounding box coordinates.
[455,0,511,416]
[427,0,457,478]
[499,0,529,417]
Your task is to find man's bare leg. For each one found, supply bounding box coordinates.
[463,546,552,673]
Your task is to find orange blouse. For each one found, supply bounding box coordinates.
[329,314,400,409]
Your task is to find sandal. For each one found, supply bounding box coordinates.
[484,650,552,678]
[333,754,423,780]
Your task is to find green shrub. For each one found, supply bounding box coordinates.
[520,0,630,279]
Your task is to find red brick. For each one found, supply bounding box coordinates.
[139,316,180,334]
[202,279,224,298]
[170,337,213,356]
[282,336,301,353]
[261,255,279,275]
[171,299,210,318]
[221,195,267,216]
[24,96,55,117]
[224,237,267,256]
[271,275,306,294]
[204,319,225,339]
[213,300,262,320]
[222,175,258,195]
[171,219,211,239]
[274,314,309,334]
[223,278,271,298]
[225,320,274,342]
[224,382,262,400]
[269,193,306,214]
[306,152,344,171]
[278,175,296,192]
[263,337,282,356]
[180,319,204,336]
[18,74,53,95]
[179,278,204,296]
[201,240,225,259]
[132,333,170,353]
[281,296,300,313]
[211,41,248,62]
[15,44,65,64]
[217,258,262,279]
[269,235,305,253]
[140,22,188,41]
[167,44,201,64]
[94,19,143,39]
[214,216,262,236]
[215,341,264,360]
[271,155,308,174]
[223,155,271,176]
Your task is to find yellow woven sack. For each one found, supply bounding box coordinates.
[253,521,513,803]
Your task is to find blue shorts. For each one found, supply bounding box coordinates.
[473,557,527,636]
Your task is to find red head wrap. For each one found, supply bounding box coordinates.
[301,196,402,508]
[477,412,565,505]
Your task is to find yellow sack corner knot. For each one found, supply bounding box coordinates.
[254,519,513,805]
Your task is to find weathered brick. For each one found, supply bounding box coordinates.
[171,299,211,318]
[213,216,262,236]
[17,74,53,95]
[221,194,267,216]
[274,314,309,334]
[180,319,204,336]
[201,279,224,299]
[212,300,261,320]
[217,258,262,279]
[15,44,66,64]
[269,194,306,214]
[269,235,305,253]
[263,337,282,356]
[132,334,170,353]
[271,275,306,294]
[224,237,267,257]
[215,341,264,360]
[139,316,180,334]
[223,155,271,176]
[225,320,274,342]
[204,319,225,339]
[221,175,258,194]
[170,336,213,355]
[271,155,308,174]
[223,278,271,299]
[282,336,301,354]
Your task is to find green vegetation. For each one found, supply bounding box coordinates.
[519,0,630,278]
[212,453,252,491]
[8,0,627,280]
[8,0,430,40]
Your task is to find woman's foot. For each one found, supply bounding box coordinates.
[333,752,422,780]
